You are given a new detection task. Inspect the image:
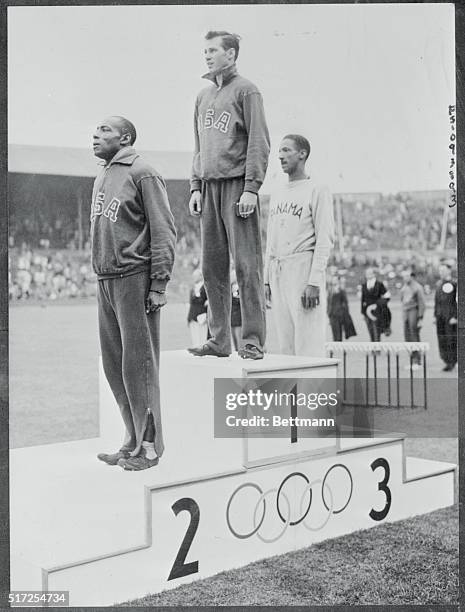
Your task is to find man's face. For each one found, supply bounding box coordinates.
[92,117,127,161]
[401,270,411,283]
[278,138,306,175]
[204,36,234,73]
[439,264,450,279]
[365,268,375,281]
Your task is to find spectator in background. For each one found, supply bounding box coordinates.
[400,268,425,369]
[327,276,356,341]
[230,269,242,351]
[361,268,389,342]
[434,262,457,372]
[187,268,208,347]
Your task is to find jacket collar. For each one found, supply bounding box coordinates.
[99,146,139,167]
[202,64,238,87]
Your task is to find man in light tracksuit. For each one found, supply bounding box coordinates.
[265,135,334,357]
[188,30,270,360]
[91,116,176,471]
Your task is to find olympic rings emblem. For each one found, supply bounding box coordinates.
[226,465,353,542]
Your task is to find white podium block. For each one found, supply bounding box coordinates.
[100,350,340,472]
[10,350,457,606]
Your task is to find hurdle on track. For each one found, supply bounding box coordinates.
[325,342,429,409]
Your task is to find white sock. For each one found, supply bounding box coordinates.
[142,441,157,460]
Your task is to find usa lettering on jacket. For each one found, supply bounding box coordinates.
[91,191,121,223]
[198,109,232,133]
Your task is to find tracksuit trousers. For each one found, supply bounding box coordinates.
[268,251,326,357]
[200,177,266,354]
[98,270,164,458]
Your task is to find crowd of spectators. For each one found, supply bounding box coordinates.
[8,191,457,304]
[328,251,456,299]
[9,244,96,302]
[339,194,456,251]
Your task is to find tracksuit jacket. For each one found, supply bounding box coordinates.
[190,64,270,194]
[91,146,176,291]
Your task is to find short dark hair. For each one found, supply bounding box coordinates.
[112,116,137,145]
[205,30,241,61]
[283,134,311,160]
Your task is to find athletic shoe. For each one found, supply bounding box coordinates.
[97,449,131,466]
[187,344,230,357]
[442,364,455,372]
[238,344,264,360]
[118,447,159,471]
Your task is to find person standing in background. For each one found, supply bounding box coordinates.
[361,268,388,342]
[327,276,356,341]
[187,268,208,347]
[434,262,457,371]
[400,268,425,369]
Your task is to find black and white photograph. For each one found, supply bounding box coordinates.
[5,2,459,607]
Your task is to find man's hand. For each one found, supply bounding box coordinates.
[265,283,272,308]
[417,318,423,330]
[301,285,320,309]
[237,191,257,218]
[189,190,202,216]
[449,317,457,325]
[146,291,167,314]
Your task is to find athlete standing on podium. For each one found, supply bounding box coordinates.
[264,135,334,357]
[91,116,176,471]
[188,31,270,360]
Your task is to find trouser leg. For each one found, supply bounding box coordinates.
[231,326,241,351]
[330,317,343,341]
[222,178,266,351]
[365,316,376,342]
[269,261,295,355]
[289,255,326,357]
[405,309,420,363]
[437,317,457,366]
[200,181,232,354]
[109,272,164,458]
[98,280,136,452]
[445,320,457,366]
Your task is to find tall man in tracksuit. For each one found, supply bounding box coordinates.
[434,262,457,371]
[264,135,334,356]
[91,116,176,471]
[188,30,270,360]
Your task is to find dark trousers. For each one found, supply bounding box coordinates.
[364,315,381,342]
[436,316,457,366]
[98,271,164,458]
[200,177,266,354]
[403,308,421,364]
[330,316,344,341]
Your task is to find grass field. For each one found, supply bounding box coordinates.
[9,297,458,605]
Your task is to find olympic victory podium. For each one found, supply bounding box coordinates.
[10,350,456,606]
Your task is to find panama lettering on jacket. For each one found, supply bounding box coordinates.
[270,200,304,220]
